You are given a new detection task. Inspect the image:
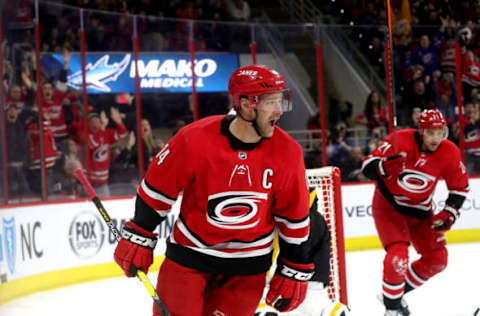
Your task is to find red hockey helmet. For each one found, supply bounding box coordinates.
[228,65,292,112]
[418,109,447,130]
[418,109,448,139]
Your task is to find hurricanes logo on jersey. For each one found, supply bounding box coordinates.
[94,144,109,162]
[206,191,268,230]
[397,169,436,193]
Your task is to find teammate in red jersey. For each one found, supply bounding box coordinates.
[114,65,314,315]
[362,109,470,316]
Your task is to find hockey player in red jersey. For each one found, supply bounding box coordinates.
[362,109,469,316]
[114,65,314,315]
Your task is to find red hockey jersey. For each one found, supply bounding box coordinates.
[362,129,469,218]
[27,120,59,170]
[438,38,456,73]
[88,123,127,185]
[41,91,69,138]
[461,52,480,87]
[137,115,311,274]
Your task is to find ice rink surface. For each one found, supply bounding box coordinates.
[1,242,479,316]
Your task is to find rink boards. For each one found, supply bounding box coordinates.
[0,179,479,304]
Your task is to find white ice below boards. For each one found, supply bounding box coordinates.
[1,242,479,316]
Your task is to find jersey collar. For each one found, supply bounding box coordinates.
[221,115,263,151]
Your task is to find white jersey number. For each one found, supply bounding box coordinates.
[155,144,170,165]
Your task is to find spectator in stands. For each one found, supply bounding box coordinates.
[87,107,128,197]
[117,118,163,176]
[470,88,480,103]
[391,0,413,46]
[407,107,422,128]
[60,138,84,197]
[463,102,480,175]
[434,16,458,74]
[109,132,139,194]
[436,92,456,124]
[304,140,325,170]
[41,81,71,148]
[343,146,368,182]
[2,58,14,93]
[6,84,26,111]
[354,91,388,134]
[401,78,435,124]
[225,0,251,21]
[407,34,441,80]
[26,110,62,196]
[461,49,480,99]
[433,71,456,108]
[5,103,31,199]
[365,126,387,155]
[326,121,352,169]
[40,51,75,150]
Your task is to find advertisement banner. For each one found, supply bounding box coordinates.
[40,52,239,94]
[341,179,480,237]
[0,198,180,282]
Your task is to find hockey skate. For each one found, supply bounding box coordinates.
[384,298,410,316]
[377,293,410,316]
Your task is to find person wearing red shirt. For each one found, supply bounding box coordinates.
[113,65,314,315]
[87,107,127,197]
[362,109,469,316]
[354,91,388,133]
[26,111,61,195]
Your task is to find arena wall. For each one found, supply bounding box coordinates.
[1,179,479,304]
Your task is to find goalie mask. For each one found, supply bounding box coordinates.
[228,65,292,112]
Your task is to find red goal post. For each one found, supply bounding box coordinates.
[306,166,348,306]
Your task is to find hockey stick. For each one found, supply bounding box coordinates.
[74,168,170,316]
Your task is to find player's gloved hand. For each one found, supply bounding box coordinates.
[265,258,314,312]
[114,221,158,277]
[378,153,406,178]
[432,207,459,232]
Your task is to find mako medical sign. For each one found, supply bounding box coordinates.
[41,52,239,94]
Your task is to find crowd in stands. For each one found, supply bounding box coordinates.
[2,0,480,203]
[1,0,249,202]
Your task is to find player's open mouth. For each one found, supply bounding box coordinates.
[269,120,276,126]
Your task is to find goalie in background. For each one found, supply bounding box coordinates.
[255,188,350,316]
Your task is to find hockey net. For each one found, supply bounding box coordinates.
[306,166,348,306]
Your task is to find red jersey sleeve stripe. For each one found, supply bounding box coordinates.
[139,179,176,205]
[273,215,309,229]
[449,188,470,196]
[278,230,309,245]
